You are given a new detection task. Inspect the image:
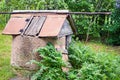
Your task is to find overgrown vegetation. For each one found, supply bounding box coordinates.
[0,30,14,80]
[85,41,119,54]
[106,8,120,45]
[65,0,115,42]
[68,41,120,80]
[31,42,120,80]
[30,43,66,80]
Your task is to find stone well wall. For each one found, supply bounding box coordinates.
[11,35,66,70]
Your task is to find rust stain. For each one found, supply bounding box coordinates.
[39,14,67,37]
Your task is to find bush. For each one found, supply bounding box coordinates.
[30,41,120,80]
[68,41,120,80]
[30,43,66,80]
[106,8,120,45]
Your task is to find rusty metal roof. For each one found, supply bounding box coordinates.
[2,17,28,35]
[2,10,76,37]
[2,14,31,35]
[39,15,67,37]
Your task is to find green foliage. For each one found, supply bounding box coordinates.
[68,41,95,69]
[30,41,120,80]
[0,0,10,29]
[0,0,67,11]
[65,0,115,41]
[30,43,66,80]
[106,8,120,45]
[65,0,115,12]
[68,41,120,80]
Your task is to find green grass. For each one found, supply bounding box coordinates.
[83,41,120,55]
[0,30,14,80]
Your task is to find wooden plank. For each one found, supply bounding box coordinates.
[0,11,111,15]
[36,16,46,35]
[58,19,73,37]
[21,16,34,35]
[26,17,39,35]
[29,17,40,35]
[23,16,46,36]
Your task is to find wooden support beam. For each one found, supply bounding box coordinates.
[0,11,112,15]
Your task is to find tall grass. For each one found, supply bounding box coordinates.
[0,30,14,80]
[84,41,119,54]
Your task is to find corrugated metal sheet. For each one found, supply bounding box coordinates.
[2,17,28,35]
[39,15,67,37]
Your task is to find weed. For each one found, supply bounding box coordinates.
[30,43,66,80]
[31,41,120,80]
[68,41,120,80]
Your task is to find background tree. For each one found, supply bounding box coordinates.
[106,0,120,45]
[65,0,115,42]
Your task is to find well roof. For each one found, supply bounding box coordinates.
[2,10,76,37]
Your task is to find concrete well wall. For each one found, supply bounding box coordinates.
[11,35,66,70]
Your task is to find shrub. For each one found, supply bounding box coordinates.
[106,8,120,45]
[30,41,120,80]
[68,41,120,80]
[30,43,66,80]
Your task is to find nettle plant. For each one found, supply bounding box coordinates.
[30,42,120,80]
[30,43,67,80]
[68,41,120,80]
